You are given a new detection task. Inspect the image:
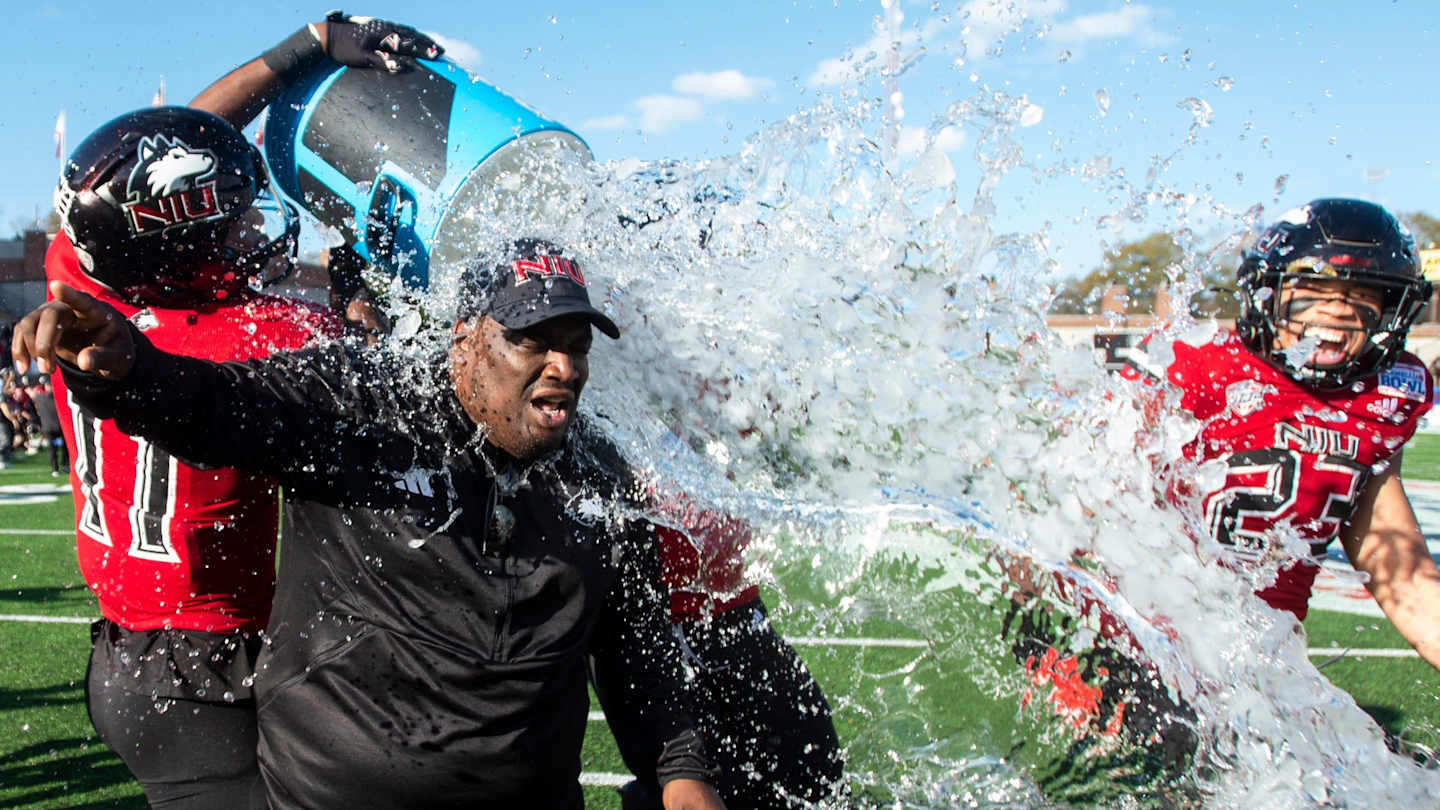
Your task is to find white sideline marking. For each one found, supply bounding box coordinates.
[579,772,633,787]
[1307,647,1420,659]
[0,529,74,535]
[789,636,929,648]
[0,614,91,624]
[0,615,1422,659]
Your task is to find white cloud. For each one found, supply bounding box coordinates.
[635,95,706,133]
[1050,5,1174,48]
[807,0,1169,88]
[808,56,855,88]
[672,70,774,101]
[807,27,923,88]
[958,0,1067,57]
[425,32,483,72]
[581,114,630,132]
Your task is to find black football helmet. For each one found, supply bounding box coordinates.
[1235,198,1431,389]
[53,106,298,307]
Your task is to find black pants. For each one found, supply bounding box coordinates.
[85,621,264,810]
[45,430,67,473]
[600,599,845,810]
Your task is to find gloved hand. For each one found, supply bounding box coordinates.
[322,11,443,72]
[262,13,443,80]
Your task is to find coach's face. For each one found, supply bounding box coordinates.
[450,314,592,461]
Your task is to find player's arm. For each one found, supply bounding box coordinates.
[661,780,726,810]
[12,282,135,380]
[1339,453,1440,672]
[13,283,363,484]
[588,514,721,803]
[328,244,391,345]
[190,13,443,129]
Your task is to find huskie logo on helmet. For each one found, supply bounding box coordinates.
[120,135,221,236]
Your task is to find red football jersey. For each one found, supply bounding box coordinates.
[1161,329,1432,619]
[647,488,760,622]
[46,233,341,632]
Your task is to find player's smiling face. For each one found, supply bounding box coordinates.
[1274,277,1385,369]
[450,314,592,461]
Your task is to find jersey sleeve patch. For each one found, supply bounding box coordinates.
[1378,363,1427,402]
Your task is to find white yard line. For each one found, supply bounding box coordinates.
[0,529,75,535]
[789,636,929,648]
[0,614,91,624]
[1306,647,1419,659]
[579,772,633,787]
[0,615,1420,659]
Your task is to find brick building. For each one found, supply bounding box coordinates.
[1061,284,1440,371]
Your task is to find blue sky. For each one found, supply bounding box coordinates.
[4,0,1438,279]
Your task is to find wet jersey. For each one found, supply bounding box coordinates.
[652,502,761,621]
[1142,329,1432,619]
[46,234,341,632]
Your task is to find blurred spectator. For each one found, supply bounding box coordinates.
[4,374,36,454]
[0,372,16,469]
[29,378,68,476]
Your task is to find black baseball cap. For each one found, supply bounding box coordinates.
[457,238,619,339]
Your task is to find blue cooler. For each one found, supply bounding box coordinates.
[263,59,590,289]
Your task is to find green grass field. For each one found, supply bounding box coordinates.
[4,436,1440,808]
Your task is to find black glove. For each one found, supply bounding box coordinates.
[323,11,443,72]
[262,12,443,81]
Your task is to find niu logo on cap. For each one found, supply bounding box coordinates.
[512,255,586,287]
[122,135,221,235]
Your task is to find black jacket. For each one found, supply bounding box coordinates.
[65,330,710,810]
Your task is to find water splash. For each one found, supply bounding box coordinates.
[380,6,1440,808]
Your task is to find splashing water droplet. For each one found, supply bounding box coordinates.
[1093,88,1110,116]
[1178,97,1213,128]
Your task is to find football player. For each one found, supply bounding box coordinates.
[1131,198,1440,671]
[49,106,341,809]
[594,493,844,810]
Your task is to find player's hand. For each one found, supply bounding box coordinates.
[318,13,443,73]
[12,282,135,380]
[660,779,726,810]
[345,295,391,346]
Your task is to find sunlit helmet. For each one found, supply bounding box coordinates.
[53,106,298,307]
[1235,198,1431,389]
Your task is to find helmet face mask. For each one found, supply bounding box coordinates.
[1236,198,1432,390]
[54,106,297,308]
[220,189,300,291]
